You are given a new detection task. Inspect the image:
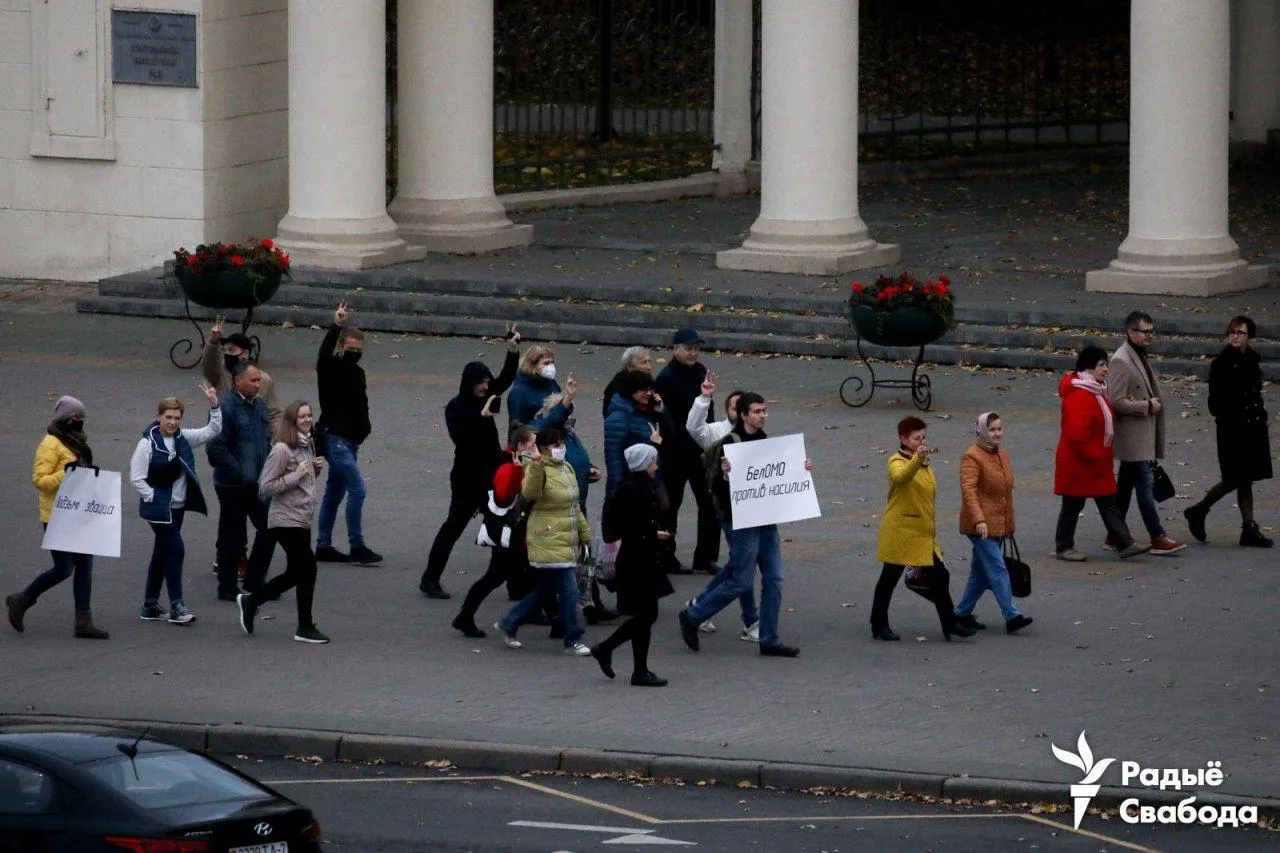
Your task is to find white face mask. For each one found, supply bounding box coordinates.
[539,363,556,381]
[550,447,567,462]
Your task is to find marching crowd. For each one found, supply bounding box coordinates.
[5,304,1273,688]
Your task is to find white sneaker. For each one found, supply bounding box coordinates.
[740,622,760,643]
[686,599,716,633]
[494,622,522,649]
[564,642,592,656]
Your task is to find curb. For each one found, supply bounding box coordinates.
[3,714,1277,821]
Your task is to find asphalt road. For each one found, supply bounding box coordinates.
[227,756,1276,853]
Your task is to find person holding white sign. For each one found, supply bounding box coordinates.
[871,416,975,643]
[6,396,109,639]
[677,393,810,658]
[130,384,223,625]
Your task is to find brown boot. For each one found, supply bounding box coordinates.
[6,593,34,633]
[74,610,109,640]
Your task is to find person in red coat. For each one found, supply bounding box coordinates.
[1054,346,1150,561]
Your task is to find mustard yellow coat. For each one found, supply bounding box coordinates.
[33,435,77,523]
[876,451,943,566]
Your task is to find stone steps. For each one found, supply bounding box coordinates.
[79,267,1280,380]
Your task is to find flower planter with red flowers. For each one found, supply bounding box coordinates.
[848,271,955,347]
[172,238,290,310]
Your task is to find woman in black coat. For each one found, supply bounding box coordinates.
[420,328,522,598]
[1184,315,1273,548]
[591,444,674,687]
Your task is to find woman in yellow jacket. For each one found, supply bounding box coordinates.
[871,416,974,642]
[5,396,109,639]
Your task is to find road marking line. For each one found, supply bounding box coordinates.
[262,775,499,785]
[510,821,696,846]
[661,814,1013,824]
[1018,813,1162,853]
[499,775,662,824]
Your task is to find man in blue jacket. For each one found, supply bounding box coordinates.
[206,362,275,601]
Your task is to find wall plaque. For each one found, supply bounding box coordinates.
[111,10,197,87]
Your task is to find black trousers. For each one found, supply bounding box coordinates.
[458,547,521,622]
[215,485,277,597]
[661,457,721,570]
[871,556,957,634]
[593,600,659,676]
[253,527,318,630]
[1054,495,1134,552]
[422,482,485,587]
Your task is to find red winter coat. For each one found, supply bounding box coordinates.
[1054,373,1118,498]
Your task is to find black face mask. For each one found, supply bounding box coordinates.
[66,419,85,433]
[344,351,362,365]
[224,354,239,373]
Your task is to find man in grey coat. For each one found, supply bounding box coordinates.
[1106,311,1185,555]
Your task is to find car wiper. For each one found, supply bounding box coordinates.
[116,727,150,780]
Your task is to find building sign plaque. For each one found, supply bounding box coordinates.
[111,11,197,87]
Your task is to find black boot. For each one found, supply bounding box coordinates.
[1184,504,1208,543]
[6,592,34,633]
[450,614,486,638]
[1240,520,1274,548]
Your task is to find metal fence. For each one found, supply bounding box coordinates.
[491,0,716,193]
[752,0,1131,162]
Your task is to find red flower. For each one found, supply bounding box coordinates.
[939,275,951,286]
[185,256,198,267]
[230,255,245,267]
[261,238,274,249]
[852,283,865,294]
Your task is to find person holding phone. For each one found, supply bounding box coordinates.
[420,324,522,599]
[870,416,975,642]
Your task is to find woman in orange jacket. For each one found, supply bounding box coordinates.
[953,412,1033,635]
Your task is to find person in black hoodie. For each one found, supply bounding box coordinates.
[420,326,522,599]
[315,301,380,565]
[654,327,719,574]
[591,443,674,687]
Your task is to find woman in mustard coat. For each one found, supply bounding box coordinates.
[870,416,975,642]
[6,396,109,639]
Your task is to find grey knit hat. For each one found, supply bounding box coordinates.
[52,395,85,421]
[624,443,658,472]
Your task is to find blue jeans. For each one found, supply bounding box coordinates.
[317,434,366,549]
[144,509,186,605]
[27,523,93,612]
[688,524,784,646]
[697,522,758,627]
[1116,460,1164,537]
[501,567,583,648]
[956,535,1019,622]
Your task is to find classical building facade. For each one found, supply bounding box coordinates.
[0,0,1276,294]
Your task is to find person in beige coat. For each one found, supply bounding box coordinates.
[236,400,329,644]
[1106,311,1185,555]
[202,317,282,427]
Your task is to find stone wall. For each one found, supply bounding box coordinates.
[0,0,287,282]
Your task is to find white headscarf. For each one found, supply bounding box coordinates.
[974,412,1000,451]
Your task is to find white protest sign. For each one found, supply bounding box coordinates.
[723,433,820,530]
[41,467,122,558]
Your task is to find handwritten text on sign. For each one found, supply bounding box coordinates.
[42,468,122,558]
[723,434,820,530]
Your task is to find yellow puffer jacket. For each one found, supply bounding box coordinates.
[33,435,78,522]
[522,457,590,567]
[876,450,943,566]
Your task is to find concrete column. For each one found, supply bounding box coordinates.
[1230,0,1280,143]
[275,0,407,270]
[388,0,532,253]
[713,0,753,189]
[1088,0,1266,295]
[717,0,897,276]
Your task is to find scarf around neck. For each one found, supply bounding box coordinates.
[1070,371,1114,447]
[48,420,93,466]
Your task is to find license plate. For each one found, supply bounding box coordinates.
[230,844,288,853]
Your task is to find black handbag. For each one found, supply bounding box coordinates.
[1003,536,1032,598]
[1151,461,1175,503]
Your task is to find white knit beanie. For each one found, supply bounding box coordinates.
[624,443,658,472]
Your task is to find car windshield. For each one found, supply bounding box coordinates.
[84,750,272,811]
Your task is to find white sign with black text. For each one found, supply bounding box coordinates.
[41,467,122,558]
[723,434,820,530]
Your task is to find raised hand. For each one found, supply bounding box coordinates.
[649,422,662,445]
[210,315,225,340]
[334,300,350,325]
[197,381,218,407]
[700,372,716,398]
[506,321,522,347]
[564,374,577,404]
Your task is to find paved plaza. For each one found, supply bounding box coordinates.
[0,304,1276,801]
